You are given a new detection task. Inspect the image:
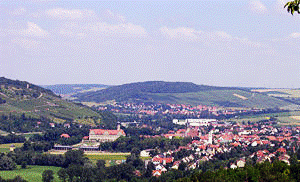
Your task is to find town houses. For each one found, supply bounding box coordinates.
[138,119,300,177]
[96,102,270,119]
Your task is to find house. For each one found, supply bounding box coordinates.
[152,170,162,177]
[60,134,70,138]
[155,164,167,172]
[64,123,70,128]
[279,154,290,165]
[152,157,173,165]
[10,144,15,152]
[140,149,153,157]
[89,125,126,142]
[237,158,246,168]
[172,161,181,170]
[230,163,237,169]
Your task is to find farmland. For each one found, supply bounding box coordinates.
[0,143,23,153]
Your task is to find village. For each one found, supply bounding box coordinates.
[97,102,281,119]
[55,117,299,177]
[139,118,296,176]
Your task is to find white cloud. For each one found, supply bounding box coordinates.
[160,27,201,41]
[45,8,95,20]
[210,31,233,41]
[249,0,268,13]
[160,26,261,48]
[10,7,26,16]
[58,22,148,38]
[103,10,126,22]
[20,22,49,37]
[289,32,300,38]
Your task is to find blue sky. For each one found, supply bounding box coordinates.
[1,0,300,88]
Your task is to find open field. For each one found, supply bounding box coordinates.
[252,89,300,98]
[0,143,23,153]
[227,111,300,125]
[87,154,128,161]
[47,151,150,166]
[0,165,61,182]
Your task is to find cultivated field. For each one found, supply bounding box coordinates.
[227,111,300,125]
[0,143,23,153]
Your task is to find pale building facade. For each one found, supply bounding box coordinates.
[89,126,126,142]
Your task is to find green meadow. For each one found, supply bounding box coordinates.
[0,143,23,153]
[0,165,61,182]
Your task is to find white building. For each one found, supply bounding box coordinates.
[173,119,217,126]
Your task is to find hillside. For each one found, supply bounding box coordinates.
[0,77,102,125]
[41,84,108,95]
[74,81,296,109]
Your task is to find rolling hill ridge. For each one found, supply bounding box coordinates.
[73,81,297,109]
[0,77,102,125]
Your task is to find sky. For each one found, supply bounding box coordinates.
[1,0,300,88]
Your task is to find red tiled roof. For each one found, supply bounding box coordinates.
[152,157,173,164]
[60,134,70,138]
[277,148,286,153]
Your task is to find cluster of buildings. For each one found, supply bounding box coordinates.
[140,120,300,177]
[97,102,264,118]
[86,124,126,143]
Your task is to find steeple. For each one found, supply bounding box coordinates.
[117,122,121,130]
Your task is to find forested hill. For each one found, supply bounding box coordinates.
[0,77,103,125]
[0,77,56,97]
[74,81,295,108]
[74,81,233,102]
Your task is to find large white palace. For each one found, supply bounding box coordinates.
[88,125,126,142]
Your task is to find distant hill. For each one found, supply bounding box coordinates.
[0,77,103,125]
[41,84,109,95]
[74,81,297,109]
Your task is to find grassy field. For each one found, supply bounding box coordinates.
[0,143,23,153]
[87,153,130,161]
[149,89,293,108]
[85,153,150,166]
[0,165,61,182]
[226,111,300,125]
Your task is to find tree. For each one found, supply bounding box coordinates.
[57,168,68,182]
[64,150,86,167]
[0,155,16,170]
[285,0,300,15]
[21,161,27,169]
[42,170,54,182]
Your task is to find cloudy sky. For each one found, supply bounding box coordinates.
[1,0,300,88]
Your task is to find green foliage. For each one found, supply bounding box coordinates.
[75,81,292,108]
[0,77,103,127]
[64,150,87,167]
[100,136,192,153]
[285,0,300,15]
[0,155,16,170]
[171,160,300,182]
[75,81,235,103]
[42,170,54,182]
[0,165,60,182]
[0,77,56,97]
